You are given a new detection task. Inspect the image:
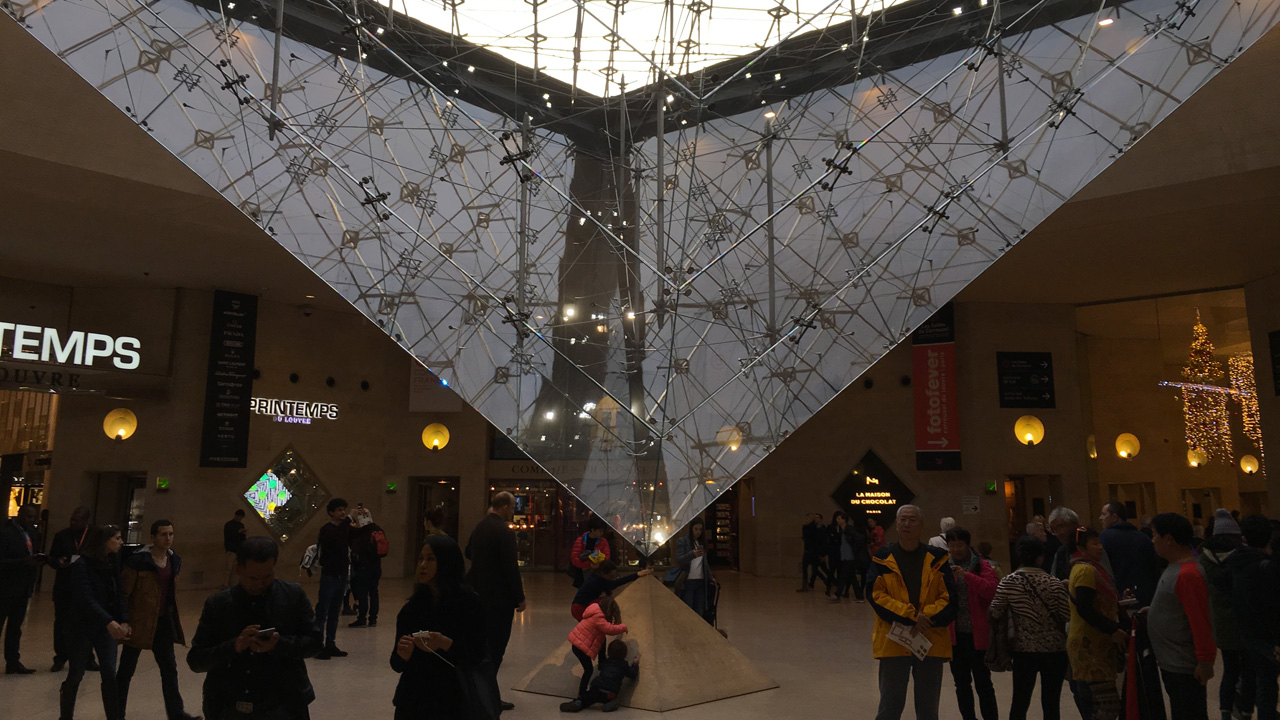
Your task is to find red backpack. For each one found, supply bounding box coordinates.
[371,529,389,557]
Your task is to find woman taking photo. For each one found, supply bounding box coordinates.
[1066,528,1129,720]
[391,534,486,719]
[61,524,130,720]
[989,536,1071,720]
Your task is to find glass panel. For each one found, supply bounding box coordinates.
[243,446,330,543]
[17,0,1278,553]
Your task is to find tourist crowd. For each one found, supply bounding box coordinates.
[1,496,1277,720]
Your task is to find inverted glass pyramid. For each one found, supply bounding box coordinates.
[10,0,1278,553]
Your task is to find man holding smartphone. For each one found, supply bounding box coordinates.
[188,536,322,719]
[1,503,43,674]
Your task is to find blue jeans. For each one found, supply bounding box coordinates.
[681,578,708,620]
[875,655,945,720]
[316,573,346,647]
[62,631,121,720]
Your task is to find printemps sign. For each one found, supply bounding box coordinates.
[250,397,339,425]
[0,322,141,369]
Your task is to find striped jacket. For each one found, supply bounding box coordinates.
[988,567,1070,653]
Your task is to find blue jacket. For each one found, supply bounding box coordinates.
[1100,521,1159,605]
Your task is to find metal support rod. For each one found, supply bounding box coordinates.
[764,124,777,342]
[268,0,285,139]
[994,0,1011,148]
[518,115,531,348]
[654,79,666,280]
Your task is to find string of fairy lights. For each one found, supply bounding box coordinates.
[1159,314,1265,474]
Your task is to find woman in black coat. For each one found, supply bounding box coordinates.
[391,534,487,719]
[61,524,131,720]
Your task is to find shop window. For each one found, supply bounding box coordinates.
[243,446,330,543]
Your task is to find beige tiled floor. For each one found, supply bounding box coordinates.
[4,572,1209,718]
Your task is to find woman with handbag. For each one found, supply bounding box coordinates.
[989,536,1071,720]
[391,534,489,720]
[1067,528,1130,720]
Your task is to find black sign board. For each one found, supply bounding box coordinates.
[997,351,1055,409]
[912,303,955,345]
[1270,330,1280,397]
[831,450,917,525]
[199,291,258,468]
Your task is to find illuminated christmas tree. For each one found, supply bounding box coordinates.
[1179,312,1230,463]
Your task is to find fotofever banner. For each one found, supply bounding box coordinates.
[913,305,961,471]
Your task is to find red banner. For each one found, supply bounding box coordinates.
[913,303,961,471]
[914,343,958,451]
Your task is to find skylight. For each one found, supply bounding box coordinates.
[385,0,909,98]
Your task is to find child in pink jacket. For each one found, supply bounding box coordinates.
[565,596,627,701]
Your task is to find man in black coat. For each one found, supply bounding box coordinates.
[1,503,43,674]
[798,514,830,593]
[188,536,321,719]
[465,492,525,712]
[1099,501,1160,605]
[48,506,92,672]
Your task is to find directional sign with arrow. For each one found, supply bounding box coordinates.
[997,352,1056,409]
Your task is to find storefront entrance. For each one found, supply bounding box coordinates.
[94,471,147,544]
[411,476,461,549]
[1004,474,1065,553]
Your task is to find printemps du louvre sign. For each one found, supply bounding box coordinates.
[831,450,917,525]
[0,321,144,391]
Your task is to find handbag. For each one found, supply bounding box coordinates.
[456,659,502,720]
[985,610,1015,672]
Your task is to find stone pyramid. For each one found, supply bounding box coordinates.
[514,576,776,712]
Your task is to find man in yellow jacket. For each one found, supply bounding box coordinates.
[866,504,958,720]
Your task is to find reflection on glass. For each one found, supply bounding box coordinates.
[244,447,330,542]
[18,0,1275,553]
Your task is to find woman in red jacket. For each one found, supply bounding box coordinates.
[866,516,886,556]
[945,527,1000,720]
[569,517,612,588]
[564,596,627,703]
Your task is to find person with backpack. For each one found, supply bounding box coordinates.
[570,516,612,588]
[349,506,388,629]
[1199,509,1254,720]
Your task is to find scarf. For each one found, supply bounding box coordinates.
[1069,551,1117,607]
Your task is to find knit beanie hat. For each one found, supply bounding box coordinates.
[1212,508,1241,536]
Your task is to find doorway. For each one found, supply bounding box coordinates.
[410,476,460,572]
[1181,487,1223,531]
[1107,482,1157,521]
[1004,475,1064,554]
[94,472,147,544]
[489,480,560,569]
